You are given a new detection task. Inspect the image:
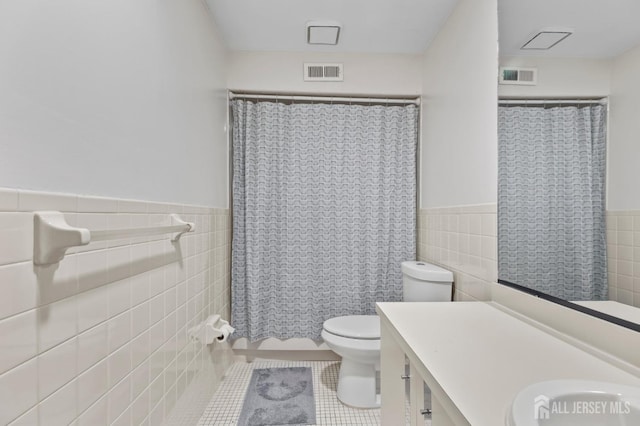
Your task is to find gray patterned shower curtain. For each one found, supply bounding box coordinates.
[498,104,607,300]
[231,99,418,341]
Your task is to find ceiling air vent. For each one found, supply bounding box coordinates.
[304,63,343,82]
[499,67,537,86]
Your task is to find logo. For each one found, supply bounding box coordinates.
[531,394,632,420]
[534,395,550,420]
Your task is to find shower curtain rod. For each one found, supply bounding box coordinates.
[499,98,607,105]
[229,92,420,105]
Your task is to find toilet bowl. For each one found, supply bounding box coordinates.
[321,315,381,408]
[321,261,453,409]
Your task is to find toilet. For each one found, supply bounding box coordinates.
[321,261,454,408]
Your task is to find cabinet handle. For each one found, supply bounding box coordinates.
[400,374,410,380]
[420,408,432,417]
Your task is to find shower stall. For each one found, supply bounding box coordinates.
[228,93,420,344]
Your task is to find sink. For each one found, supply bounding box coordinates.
[509,380,640,425]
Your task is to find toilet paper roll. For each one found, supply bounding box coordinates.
[188,316,235,344]
[205,314,221,327]
[216,324,235,342]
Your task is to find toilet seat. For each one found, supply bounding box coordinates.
[323,315,380,340]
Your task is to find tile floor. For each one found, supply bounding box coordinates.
[165,370,222,426]
[197,360,382,426]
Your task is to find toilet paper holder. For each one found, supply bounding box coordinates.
[188,314,235,344]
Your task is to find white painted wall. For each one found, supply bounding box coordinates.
[609,44,640,210]
[499,56,612,98]
[0,0,229,207]
[420,0,498,208]
[228,52,422,95]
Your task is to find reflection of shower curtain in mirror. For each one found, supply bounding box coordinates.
[498,104,607,300]
[230,99,417,341]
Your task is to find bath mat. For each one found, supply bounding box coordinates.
[237,367,316,426]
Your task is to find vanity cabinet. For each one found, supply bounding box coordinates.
[380,319,465,426]
[376,301,640,426]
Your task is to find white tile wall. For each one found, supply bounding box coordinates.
[417,204,497,301]
[607,211,640,308]
[0,188,233,425]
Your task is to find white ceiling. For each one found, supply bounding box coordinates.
[205,0,459,54]
[499,0,640,58]
[206,0,640,58]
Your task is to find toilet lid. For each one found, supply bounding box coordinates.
[323,315,380,340]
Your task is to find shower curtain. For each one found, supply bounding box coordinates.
[231,99,418,341]
[498,104,607,300]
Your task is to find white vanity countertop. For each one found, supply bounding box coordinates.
[376,301,640,426]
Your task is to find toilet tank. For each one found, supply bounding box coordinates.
[401,261,453,302]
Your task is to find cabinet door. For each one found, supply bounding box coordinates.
[380,323,406,425]
[409,363,432,426]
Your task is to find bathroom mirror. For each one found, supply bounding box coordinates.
[497,0,640,330]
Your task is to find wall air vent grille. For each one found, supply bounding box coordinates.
[499,67,537,85]
[304,63,343,82]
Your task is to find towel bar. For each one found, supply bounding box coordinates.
[33,211,194,265]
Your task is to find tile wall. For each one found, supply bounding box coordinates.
[606,211,640,308]
[417,204,497,301]
[0,187,233,425]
